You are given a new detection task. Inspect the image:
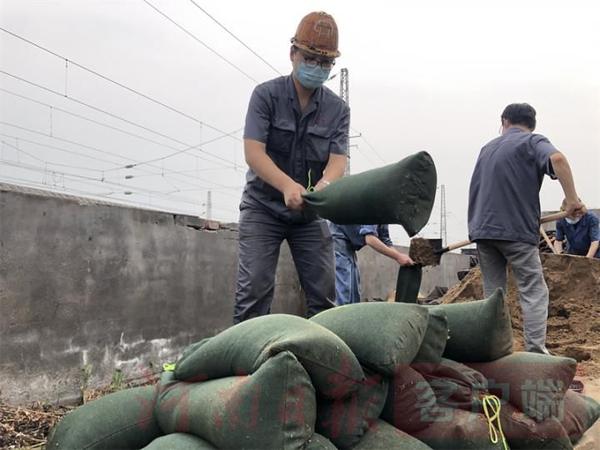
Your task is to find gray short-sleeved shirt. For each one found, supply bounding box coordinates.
[241,75,350,224]
[468,127,558,245]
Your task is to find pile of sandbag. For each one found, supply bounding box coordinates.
[47,289,600,449]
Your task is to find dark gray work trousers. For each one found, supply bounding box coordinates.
[233,206,336,324]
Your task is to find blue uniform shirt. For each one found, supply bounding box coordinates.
[329,223,393,251]
[468,127,558,245]
[242,75,350,224]
[556,212,600,257]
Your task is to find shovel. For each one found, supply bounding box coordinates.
[395,211,569,303]
[408,211,569,267]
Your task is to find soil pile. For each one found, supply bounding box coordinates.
[441,253,600,378]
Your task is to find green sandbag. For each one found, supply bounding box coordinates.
[499,400,572,449]
[381,367,439,434]
[468,352,577,422]
[303,151,437,236]
[352,419,433,450]
[46,385,161,449]
[316,368,389,449]
[381,366,439,434]
[560,390,600,444]
[305,433,338,450]
[175,314,364,399]
[310,303,429,376]
[423,358,488,412]
[411,407,505,449]
[429,288,513,362]
[142,433,216,449]
[412,309,449,370]
[394,265,423,303]
[157,351,316,449]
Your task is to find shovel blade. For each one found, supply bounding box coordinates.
[409,238,443,266]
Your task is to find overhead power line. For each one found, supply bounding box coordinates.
[351,126,387,164]
[0,123,242,199]
[0,26,242,140]
[0,147,240,211]
[142,0,260,84]
[0,72,243,173]
[0,87,242,170]
[187,0,283,76]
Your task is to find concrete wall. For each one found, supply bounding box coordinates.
[0,183,469,405]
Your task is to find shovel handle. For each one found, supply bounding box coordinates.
[433,212,567,256]
[436,239,473,255]
[540,211,568,224]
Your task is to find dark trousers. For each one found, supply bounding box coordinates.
[233,206,336,323]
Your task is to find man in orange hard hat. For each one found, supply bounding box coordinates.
[233,12,349,323]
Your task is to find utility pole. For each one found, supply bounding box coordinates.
[439,184,447,246]
[339,68,350,174]
[206,190,212,220]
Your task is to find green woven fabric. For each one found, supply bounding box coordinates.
[423,358,488,413]
[381,366,438,434]
[429,288,513,363]
[316,368,389,449]
[500,402,572,449]
[156,352,316,449]
[142,433,216,449]
[561,390,600,444]
[174,314,364,399]
[469,352,577,423]
[412,308,449,369]
[303,151,437,236]
[395,265,423,303]
[352,420,433,450]
[412,407,505,449]
[310,302,429,376]
[46,385,161,450]
[305,433,338,450]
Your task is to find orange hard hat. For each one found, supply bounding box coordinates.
[291,11,340,58]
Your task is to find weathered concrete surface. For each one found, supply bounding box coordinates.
[0,183,468,405]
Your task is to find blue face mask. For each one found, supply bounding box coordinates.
[295,62,330,90]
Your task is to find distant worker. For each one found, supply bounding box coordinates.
[554,199,599,258]
[468,103,585,355]
[233,12,349,323]
[329,223,414,305]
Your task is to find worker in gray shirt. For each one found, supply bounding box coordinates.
[233,12,349,323]
[468,103,585,354]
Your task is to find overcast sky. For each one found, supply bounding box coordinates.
[1,0,599,245]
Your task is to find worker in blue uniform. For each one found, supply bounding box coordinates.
[554,200,600,258]
[329,223,414,305]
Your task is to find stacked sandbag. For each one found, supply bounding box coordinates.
[411,407,506,449]
[468,352,577,422]
[429,288,513,363]
[175,313,365,399]
[46,292,600,449]
[309,302,429,447]
[561,390,600,444]
[142,433,215,450]
[46,385,162,449]
[421,358,488,412]
[310,302,430,376]
[156,352,316,449]
[352,419,434,450]
[316,368,388,449]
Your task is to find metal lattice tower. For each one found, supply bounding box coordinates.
[340,68,350,174]
[439,184,447,246]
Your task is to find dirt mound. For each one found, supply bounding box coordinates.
[441,253,600,378]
